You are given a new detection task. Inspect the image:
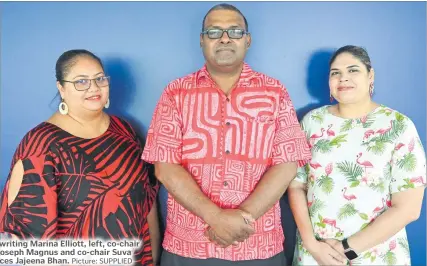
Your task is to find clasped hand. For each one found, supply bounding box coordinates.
[204,209,255,248]
[306,238,349,266]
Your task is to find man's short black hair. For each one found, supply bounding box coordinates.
[202,3,248,31]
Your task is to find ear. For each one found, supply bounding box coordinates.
[369,67,375,82]
[56,81,66,100]
[245,33,252,49]
[200,33,204,48]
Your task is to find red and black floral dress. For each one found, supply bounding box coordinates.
[0,116,159,265]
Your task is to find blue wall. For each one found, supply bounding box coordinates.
[1,2,425,264]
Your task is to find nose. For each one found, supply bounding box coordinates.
[220,31,231,44]
[88,79,101,92]
[339,72,349,82]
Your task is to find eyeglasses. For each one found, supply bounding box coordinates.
[61,76,110,91]
[201,29,248,39]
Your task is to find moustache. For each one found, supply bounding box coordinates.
[216,46,235,52]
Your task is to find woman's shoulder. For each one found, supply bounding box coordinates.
[307,105,329,116]
[108,115,141,141]
[375,105,415,124]
[13,121,63,160]
[300,105,330,124]
[21,121,63,144]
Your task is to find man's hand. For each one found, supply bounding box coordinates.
[205,209,255,247]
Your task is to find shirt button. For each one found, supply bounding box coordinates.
[225,150,230,154]
[226,122,231,126]
[223,181,228,186]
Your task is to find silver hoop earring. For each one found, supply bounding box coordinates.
[59,100,68,115]
[105,98,110,109]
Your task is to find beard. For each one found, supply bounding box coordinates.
[214,48,239,66]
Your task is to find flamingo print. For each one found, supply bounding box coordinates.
[360,115,368,124]
[376,120,393,135]
[360,176,369,185]
[325,163,333,176]
[327,124,335,137]
[342,187,357,201]
[373,198,386,213]
[408,138,415,153]
[386,198,392,207]
[309,162,322,169]
[322,218,341,231]
[309,128,325,146]
[364,129,375,139]
[389,240,396,251]
[410,176,426,185]
[395,143,405,151]
[356,152,373,172]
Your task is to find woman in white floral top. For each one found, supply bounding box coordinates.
[289,45,426,266]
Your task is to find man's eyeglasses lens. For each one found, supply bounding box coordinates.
[204,29,246,39]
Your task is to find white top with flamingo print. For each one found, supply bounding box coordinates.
[293,105,426,266]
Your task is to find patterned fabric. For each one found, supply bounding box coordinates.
[0,116,159,266]
[293,105,426,265]
[142,63,311,261]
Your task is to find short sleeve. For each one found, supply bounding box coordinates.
[294,164,310,184]
[138,162,159,266]
[390,118,427,194]
[116,116,160,194]
[142,85,183,165]
[271,85,312,167]
[0,152,58,238]
[293,114,312,184]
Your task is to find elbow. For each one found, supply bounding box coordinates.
[287,185,307,200]
[288,182,307,194]
[408,209,421,222]
[148,201,158,217]
[287,187,298,196]
[396,206,422,223]
[153,163,167,184]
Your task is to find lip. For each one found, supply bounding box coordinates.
[337,86,354,91]
[216,48,234,52]
[85,95,102,100]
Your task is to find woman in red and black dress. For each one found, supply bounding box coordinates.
[0,49,160,266]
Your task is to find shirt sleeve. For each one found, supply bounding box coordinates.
[271,84,312,167]
[0,152,58,239]
[142,84,183,165]
[293,114,312,184]
[119,116,160,197]
[390,118,427,194]
[138,163,158,266]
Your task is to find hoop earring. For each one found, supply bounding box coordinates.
[59,100,68,115]
[105,98,110,109]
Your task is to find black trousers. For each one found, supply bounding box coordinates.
[280,191,297,266]
[160,250,286,266]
